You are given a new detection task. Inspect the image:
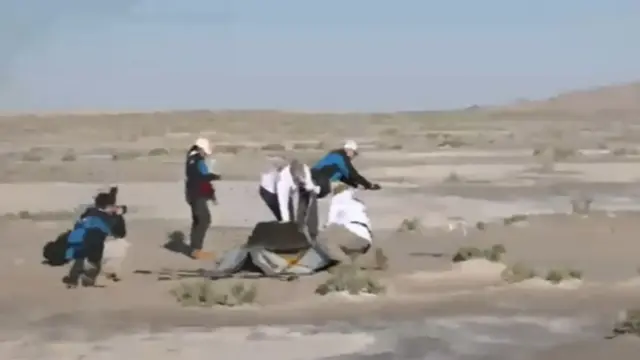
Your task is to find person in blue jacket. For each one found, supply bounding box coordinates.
[184,137,221,259]
[63,190,127,288]
[299,140,381,239]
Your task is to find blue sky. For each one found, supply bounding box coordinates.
[0,0,638,112]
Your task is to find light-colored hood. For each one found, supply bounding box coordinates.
[327,188,371,230]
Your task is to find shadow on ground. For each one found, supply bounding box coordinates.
[133,268,206,280]
[133,268,268,281]
[408,252,447,258]
[162,230,192,258]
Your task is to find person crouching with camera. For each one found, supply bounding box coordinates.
[63,191,127,288]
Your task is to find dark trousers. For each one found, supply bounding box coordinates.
[259,186,293,222]
[66,237,104,287]
[297,190,320,241]
[188,197,211,251]
[297,172,330,241]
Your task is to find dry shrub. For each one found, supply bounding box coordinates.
[452,244,506,263]
[545,268,582,284]
[608,309,640,339]
[21,149,45,162]
[437,136,467,148]
[503,214,528,226]
[170,279,257,307]
[443,171,463,183]
[425,132,443,140]
[397,217,421,232]
[552,147,577,160]
[571,195,593,215]
[533,146,556,172]
[61,151,77,162]
[111,150,141,161]
[501,262,537,284]
[148,147,170,156]
[611,147,640,156]
[315,264,385,296]
[260,143,287,151]
[533,145,577,172]
[379,127,400,136]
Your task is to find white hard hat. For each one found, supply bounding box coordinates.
[343,139,358,152]
[194,137,212,155]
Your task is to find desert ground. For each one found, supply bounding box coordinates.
[2,83,640,359]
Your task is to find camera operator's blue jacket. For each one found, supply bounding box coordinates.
[65,208,126,260]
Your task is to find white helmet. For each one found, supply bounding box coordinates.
[194,137,212,155]
[343,139,358,153]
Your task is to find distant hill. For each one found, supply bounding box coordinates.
[497,81,640,115]
[2,81,640,117]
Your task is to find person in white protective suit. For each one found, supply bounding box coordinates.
[259,158,321,224]
[314,183,387,270]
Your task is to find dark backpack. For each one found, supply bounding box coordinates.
[42,230,71,266]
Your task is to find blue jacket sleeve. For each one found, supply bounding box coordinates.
[339,153,373,189]
[191,158,221,181]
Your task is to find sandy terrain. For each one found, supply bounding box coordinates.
[3,84,640,359]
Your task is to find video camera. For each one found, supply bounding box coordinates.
[96,186,128,214]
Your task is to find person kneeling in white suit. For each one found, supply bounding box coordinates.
[315,184,387,270]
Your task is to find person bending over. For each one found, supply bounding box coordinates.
[259,158,320,223]
[258,158,291,221]
[185,137,221,260]
[315,184,386,270]
[310,140,381,198]
[63,192,126,288]
[300,140,381,240]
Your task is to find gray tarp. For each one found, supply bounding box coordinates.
[209,194,335,279]
[208,221,334,278]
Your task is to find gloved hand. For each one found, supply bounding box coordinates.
[304,183,321,194]
[369,183,382,190]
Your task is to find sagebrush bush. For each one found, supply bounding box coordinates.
[501,262,537,284]
[570,195,593,215]
[111,151,141,161]
[503,214,528,226]
[608,309,640,339]
[170,279,257,307]
[437,137,466,148]
[545,268,583,284]
[148,147,170,156]
[452,244,506,263]
[443,171,463,183]
[316,264,385,295]
[61,151,77,162]
[397,217,420,232]
[260,143,287,151]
